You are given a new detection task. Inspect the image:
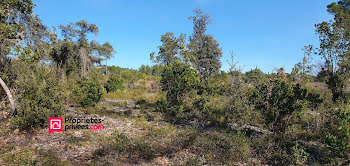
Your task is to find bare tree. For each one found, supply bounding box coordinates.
[227,50,244,73]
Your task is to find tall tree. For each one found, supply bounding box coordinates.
[98,42,115,74]
[188,9,222,82]
[58,20,99,77]
[316,0,350,101]
[75,20,98,77]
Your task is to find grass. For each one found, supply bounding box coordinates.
[104,89,163,103]
[1,148,69,166]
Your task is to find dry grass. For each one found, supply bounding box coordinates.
[104,89,163,103]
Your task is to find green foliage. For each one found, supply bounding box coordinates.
[325,106,350,156]
[151,64,164,76]
[50,39,76,77]
[156,60,201,123]
[150,32,186,65]
[11,62,66,131]
[188,9,222,81]
[0,0,34,58]
[139,64,165,76]
[244,68,265,84]
[161,60,200,106]
[315,0,350,102]
[292,45,315,83]
[292,142,310,165]
[73,79,104,107]
[139,65,152,75]
[105,76,124,92]
[1,148,68,166]
[250,79,309,132]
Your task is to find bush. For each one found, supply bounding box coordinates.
[73,79,104,107]
[325,106,350,157]
[250,79,309,132]
[244,68,265,84]
[161,60,199,107]
[105,76,124,92]
[11,63,66,131]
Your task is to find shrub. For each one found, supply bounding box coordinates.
[73,79,104,107]
[11,63,66,131]
[244,68,265,84]
[325,106,350,157]
[105,76,124,92]
[161,60,200,106]
[250,79,309,132]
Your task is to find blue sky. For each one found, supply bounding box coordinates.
[34,0,336,73]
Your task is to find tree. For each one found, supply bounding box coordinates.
[292,45,315,83]
[59,20,99,77]
[188,9,223,81]
[150,32,186,65]
[227,50,244,74]
[315,0,350,101]
[50,39,75,80]
[139,65,152,75]
[0,0,34,58]
[98,42,115,74]
[0,0,37,116]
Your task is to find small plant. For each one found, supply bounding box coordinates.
[292,142,310,165]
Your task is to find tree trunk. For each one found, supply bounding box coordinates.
[0,77,15,117]
[80,47,87,78]
[105,59,108,75]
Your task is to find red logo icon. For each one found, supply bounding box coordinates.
[48,117,63,134]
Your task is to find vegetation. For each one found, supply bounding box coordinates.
[105,76,124,92]
[1,0,350,165]
[73,79,104,107]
